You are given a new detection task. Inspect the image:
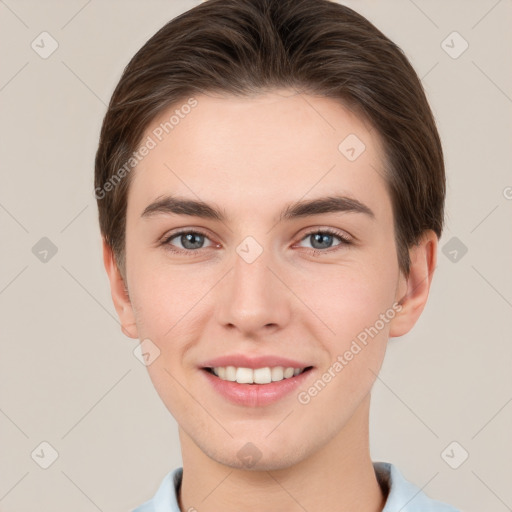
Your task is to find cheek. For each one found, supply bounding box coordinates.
[296,257,398,342]
[127,255,215,349]
[295,266,395,413]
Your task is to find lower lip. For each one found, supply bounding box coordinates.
[201,368,314,407]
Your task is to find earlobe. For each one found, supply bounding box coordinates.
[102,238,139,339]
[389,230,438,338]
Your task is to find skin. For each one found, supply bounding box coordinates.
[103,89,437,512]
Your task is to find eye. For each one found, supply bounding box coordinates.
[162,230,215,253]
[160,227,352,256]
[297,228,352,253]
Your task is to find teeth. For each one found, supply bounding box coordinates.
[225,366,236,382]
[236,367,254,384]
[271,367,284,381]
[283,367,294,379]
[211,366,306,384]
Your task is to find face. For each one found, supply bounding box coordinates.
[109,89,427,470]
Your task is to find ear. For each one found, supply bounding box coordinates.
[389,230,438,337]
[102,238,139,339]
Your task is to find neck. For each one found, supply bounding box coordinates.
[178,394,385,512]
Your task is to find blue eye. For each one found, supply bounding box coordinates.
[298,229,352,252]
[163,230,213,252]
[161,228,352,256]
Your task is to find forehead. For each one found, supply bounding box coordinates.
[127,89,390,220]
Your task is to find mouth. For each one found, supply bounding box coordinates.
[200,358,316,407]
[202,365,314,384]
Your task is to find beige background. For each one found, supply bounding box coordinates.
[1,0,511,511]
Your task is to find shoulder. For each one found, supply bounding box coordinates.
[374,462,460,512]
[130,467,183,512]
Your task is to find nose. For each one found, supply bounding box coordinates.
[215,245,292,337]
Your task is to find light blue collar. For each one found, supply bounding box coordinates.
[133,461,459,512]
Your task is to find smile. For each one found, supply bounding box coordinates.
[205,366,312,384]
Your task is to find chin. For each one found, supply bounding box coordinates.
[197,433,313,471]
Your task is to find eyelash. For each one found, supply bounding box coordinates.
[160,228,352,256]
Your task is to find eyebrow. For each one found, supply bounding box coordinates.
[141,194,375,222]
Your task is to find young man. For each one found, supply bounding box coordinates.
[95,0,459,510]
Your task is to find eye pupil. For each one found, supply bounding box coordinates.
[311,232,333,249]
[182,233,204,249]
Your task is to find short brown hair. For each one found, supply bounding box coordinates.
[95,0,444,277]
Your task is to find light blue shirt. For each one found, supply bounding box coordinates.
[133,462,459,511]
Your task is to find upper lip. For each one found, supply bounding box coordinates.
[200,354,312,369]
